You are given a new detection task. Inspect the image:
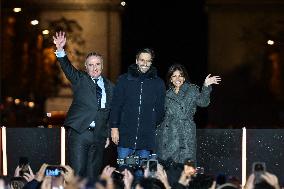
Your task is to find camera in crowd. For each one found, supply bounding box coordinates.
[111,170,124,180]
[117,154,158,170]
[45,165,66,177]
[18,157,30,177]
[147,159,158,177]
[195,167,205,174]
[45,165,66,188]
[252,162,266,184]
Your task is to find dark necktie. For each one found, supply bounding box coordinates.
[94,78,102,108]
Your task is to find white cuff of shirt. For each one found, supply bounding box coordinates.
[90,121,96,127]
[54,49,66,57]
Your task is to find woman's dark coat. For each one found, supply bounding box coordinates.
[156,82,212,163]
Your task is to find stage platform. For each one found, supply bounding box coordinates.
[1,128,283,184]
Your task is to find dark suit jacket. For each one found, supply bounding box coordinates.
[57,56,114,140]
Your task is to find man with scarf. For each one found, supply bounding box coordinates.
[110,48,165,165]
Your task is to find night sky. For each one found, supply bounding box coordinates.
[119,0,209,127]
[121,0,208,85]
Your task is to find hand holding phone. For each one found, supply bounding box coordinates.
[147,159,158,178]
[252,162,266,172]
[15,157,32,177]
[33,164,48,182]
[111,170,124,180]
[45,165,65,189]
[61,165,75,183]
[252,162,266,184]
[45,165,65,177]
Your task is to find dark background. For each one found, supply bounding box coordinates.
[120,0,210,127]
[121,0,208,84]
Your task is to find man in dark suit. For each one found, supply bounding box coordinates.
[53,31,113,181]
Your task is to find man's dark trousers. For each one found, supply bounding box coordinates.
[68,127,105,182]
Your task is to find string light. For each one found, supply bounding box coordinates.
[14,99,21,105]
[121,1,126,6]
[31,20,39,25]
[42,30,49,35]
[13,8,21,13]
[28,101,35,108]
[267,40,274,45]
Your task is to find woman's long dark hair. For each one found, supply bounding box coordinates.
[166,64,190,89]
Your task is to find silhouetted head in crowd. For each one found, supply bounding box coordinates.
[95,178,124,189]
[183,159,196,176]
[9,177,27,189]
[183,159,196,168]
[113,178,124,189]
[227,176,241,188]
[135,177,166,189]
[254,181,277,189]
[188,174,215,189]
[216,173,227,186]
[217,186,237,189]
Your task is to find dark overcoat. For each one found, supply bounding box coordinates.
[110,64,166,150]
